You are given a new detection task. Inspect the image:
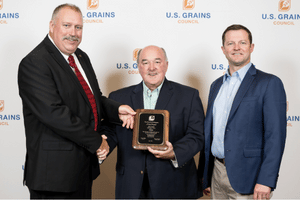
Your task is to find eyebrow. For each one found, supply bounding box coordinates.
[142,58,162,62]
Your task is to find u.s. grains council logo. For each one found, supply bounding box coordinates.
[0,100,21,126]
[84,0,115,23]
[0,0,19,25]
[0,0,3,10]
[0,100,4,112]
[133,48,141,61]
[183,0,195,10]
[166,1,210,24]
[87,0,99,10]
[262,0,299,25]
[279,0,291,12]
[115,49,139,75]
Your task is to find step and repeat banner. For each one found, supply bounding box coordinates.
[0,0,299,199]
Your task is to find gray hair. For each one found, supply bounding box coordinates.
[137,47,168,64]
[51,4,82,24]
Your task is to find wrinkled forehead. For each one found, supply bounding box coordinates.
[140,48,165,61]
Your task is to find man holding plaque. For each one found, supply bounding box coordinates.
[101,45,205,199]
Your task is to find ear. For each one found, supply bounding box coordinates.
[221,46,225,55]
[49,20,54,34]
[163,61,169,74]
[250,43,254,53]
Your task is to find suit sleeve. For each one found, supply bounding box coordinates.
[173,89,205,167]
[99,92,120,155]
[257,76,287,188]
[18,55,102,154]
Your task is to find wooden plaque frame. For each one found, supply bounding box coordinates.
[132,109,169,150]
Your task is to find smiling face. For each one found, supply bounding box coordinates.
[49,7,83,55]
[138,46,168,91]
[222,29,254,74]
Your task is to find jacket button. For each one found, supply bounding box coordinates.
[141,171,144,174]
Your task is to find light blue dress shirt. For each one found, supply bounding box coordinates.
[143,80,163,109]
[211,63,252,159]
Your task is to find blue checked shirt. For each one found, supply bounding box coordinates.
[143,81,163,109]
[211,63,252,159]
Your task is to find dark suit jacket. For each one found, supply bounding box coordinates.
[18,35,121,192]
[200,65,286,194]
[103,79,205,199]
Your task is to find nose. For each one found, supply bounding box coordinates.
[233,43,240,50]
[70,26,76,36]
[149,61,156,71]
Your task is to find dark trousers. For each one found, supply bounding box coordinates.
[29,180,93,199]
[139,170,153,199]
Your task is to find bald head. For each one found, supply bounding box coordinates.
[137,46,168,64]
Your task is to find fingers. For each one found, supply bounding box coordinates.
[166,141,172,148]
[97,149,108,160]
[121,115,134,129]
[253,184,271,200]
[97,135,109,160]
[147,142,175,159]
[203,187,211,196]
[119,105,136,115]
[101,134,107,140]
[253,191,258,200]
[118,105,136,129]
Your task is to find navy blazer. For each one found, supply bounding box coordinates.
[18,36,121,192]
[103,79,205,199]
[200,65,286,194]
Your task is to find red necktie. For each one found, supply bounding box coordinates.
[68,55,98,131]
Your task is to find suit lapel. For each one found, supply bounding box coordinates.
[75,49,102,113]
[155,79,173,110]
[131,82,144,110]
[75,51,96,92]
[207,77,223,117]
[44,36,91,107]
[205,77,223,144]
[227,65,256,121]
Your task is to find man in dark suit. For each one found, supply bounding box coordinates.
[200,24,286,199]
[18,4,135,199]
[100,45,205,199]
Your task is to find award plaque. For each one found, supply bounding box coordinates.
[132,109,169,150]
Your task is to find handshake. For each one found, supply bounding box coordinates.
[96,135,109,162]
[96,104,136,162]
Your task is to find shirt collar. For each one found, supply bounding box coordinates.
[224,62,252,82]
[48,34,75,62]
[143,79,164,96]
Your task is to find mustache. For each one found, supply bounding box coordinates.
[63,36,80,42]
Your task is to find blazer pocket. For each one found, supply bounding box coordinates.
[243,147,262,157]
[42,141,73,151]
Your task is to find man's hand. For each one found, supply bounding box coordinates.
[203,187,211,196]
[96,135,109,161]
[118,105,136,129]
[147,141,175,160]
[253,184,271,200]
